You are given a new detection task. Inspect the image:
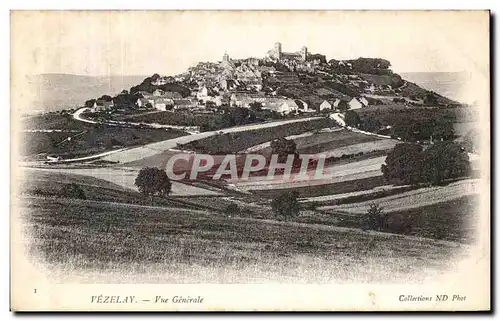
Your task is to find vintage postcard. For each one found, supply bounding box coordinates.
[10,10,490,311]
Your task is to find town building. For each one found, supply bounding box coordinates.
[295,100,309,112]
[147,96,174,111]
[359,96,369,107]
[91,99,114,112]
[320,100,333,111]
[348,97,369,110]
[267,42,308,62]
[136,97,150,108]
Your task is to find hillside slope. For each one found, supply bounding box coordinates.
[18,196,466,283]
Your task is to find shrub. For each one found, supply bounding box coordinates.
[270,137,298,162]
[271,191,300,220]
[364,203,385,231]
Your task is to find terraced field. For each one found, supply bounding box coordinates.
[318,179,480,214]
[231,156,387,193]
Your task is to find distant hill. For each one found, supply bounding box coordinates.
[26,74,148,114]
[399,72,469,104]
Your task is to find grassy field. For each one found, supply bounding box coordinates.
[253,129,382,155]
[21,113,90,131]
[19,196,466,283]
[250,176,386,198]
[319,179,479,214]
[18,170,200,209]
[330,195,479,244]
[20,125,187,159]
[178,118,334,154]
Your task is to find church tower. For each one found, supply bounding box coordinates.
[223,51,230,62]
[273,42,282,60]
[300,46,308,61]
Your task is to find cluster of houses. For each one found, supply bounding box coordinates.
[89,44,376,115]
[137,89,199,111]
[319,96,370,111]
[229,92,307,114]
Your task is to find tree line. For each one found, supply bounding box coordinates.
[381,142,470,186]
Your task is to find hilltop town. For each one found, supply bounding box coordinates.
[84,42,458,122]
[19,41,480,285]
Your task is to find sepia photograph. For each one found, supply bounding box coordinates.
[9,10,490,311]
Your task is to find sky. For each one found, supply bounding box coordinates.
[11,10,489,77]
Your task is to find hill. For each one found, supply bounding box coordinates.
[400,72,470,103]
[25,74,148,114]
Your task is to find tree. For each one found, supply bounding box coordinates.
[99,95,113,102]
[422,141,470,185]
[84,99,96,108]
[135,167,172,203]
[249,101,263,112]
[344,110,361,127]
[230,107,251,125]
[337,101,349,112]
[271,191,300,219]
[270,137,298,162]
[423,92,439,105]
[432,119,455,141]
[360,117,382,133]
[381,143,425,185]
[364,203,385,231]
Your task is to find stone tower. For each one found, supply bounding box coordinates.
[300,46,308,61]
[273,42,282,60]
[223,51,230,62]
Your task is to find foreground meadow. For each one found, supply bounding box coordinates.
[16,196,467,284]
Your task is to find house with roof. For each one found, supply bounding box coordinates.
[359,96,369,107]
[196,85,218,103]
[148,97,174,111]
[263,99,299,115]
[348,97,369,110]
[219,78,240,91]
[91,99,114,112]
[213,95,230,107]
[230,93,253,108]
[136,97,151,108]
[319,100,333,111]
[278,100,299,114]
